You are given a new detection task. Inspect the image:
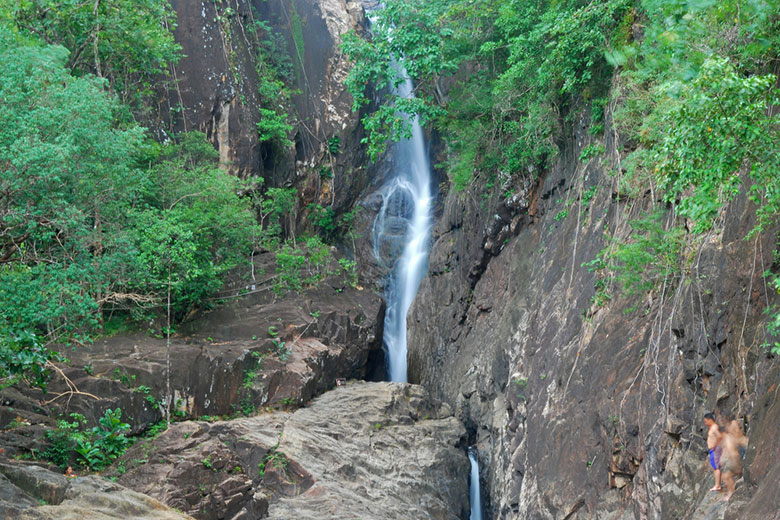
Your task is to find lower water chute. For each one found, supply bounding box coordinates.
[468,446,483,520]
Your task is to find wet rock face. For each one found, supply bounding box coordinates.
[0,461,191,520]
[0,252,383,441]
[408,107,780,518]
[116,382,469,520]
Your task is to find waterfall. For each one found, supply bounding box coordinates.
[468,447,483,520]
[371,63,433,383]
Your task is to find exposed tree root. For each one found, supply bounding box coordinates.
[41,361,99,406]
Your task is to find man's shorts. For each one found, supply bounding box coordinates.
[709,446,722,470]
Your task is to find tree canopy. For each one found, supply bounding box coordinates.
[344,0,780,348]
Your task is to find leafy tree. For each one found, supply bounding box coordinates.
[258,186,297,246]
[0,33,146,339]
[343,0,629,182]
[650,58,779,233]
[273,236,335,296]
[128,133,261,320]
[2,0,180,105]
[0,24,260,386]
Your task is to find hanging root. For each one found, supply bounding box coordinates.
[41,361,99,406]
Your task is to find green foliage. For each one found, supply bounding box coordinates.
[327,136,341,155]
[129,133,260,320]
[143,422,168,441]
[579,144,606,163]
[272,339,290,362]
[764,269,780,356]
[249,19,293,83]
[307,204,338,240]
[348,0,780,341]
[134,385,160,408]
[338,258,358,288]
[608,0,780,235]
[274,243,307,295]
[247,18,294,149]
[341,0,452,160]
[258,448,288,478]
[589,97,608,135]
[112,368,135,387]
[0,27,259,382]
[512,377,528,401]
[581,186,599,207]
[257,109,293,145]
[0,37,143,339]
[588,0,780,328]
[43,413,84,469]
[273,236,334,295]
[0,330,59,391]
[43,409,131,471]
[586,212,685,311]
[254,186,297,247]
[2,0,180,106]
[201,454,215,470]
[239,352,265,415]
[306,203,363,244]
[639,58,780,233]
[343,0,629,181]
[359,96,444,162]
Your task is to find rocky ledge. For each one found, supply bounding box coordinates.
[0,252,384,451]
[0,461,192,520]
[115,382,469,520]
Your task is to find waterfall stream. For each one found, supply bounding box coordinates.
[367,13,481,520]
[468,447,483,520]
[371,64,433,383]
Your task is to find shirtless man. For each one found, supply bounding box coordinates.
[726,417,748,459]
[721,417,748,501]
[703,412,722,492]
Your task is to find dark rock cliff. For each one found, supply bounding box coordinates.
[155,0,372,220]
[408,105,780,519]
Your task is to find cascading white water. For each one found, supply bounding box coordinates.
[371,66,433,383]
[468,447,483,520]
[366,14,480,520]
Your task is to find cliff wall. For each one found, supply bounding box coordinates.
[155,0,371,218]
[408,106,780,519]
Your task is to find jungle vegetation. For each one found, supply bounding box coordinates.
[344,0,780,351]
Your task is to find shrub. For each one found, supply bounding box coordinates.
[43,409,132,471]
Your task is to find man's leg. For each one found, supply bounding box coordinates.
[723,471,735,501]
[710,468,721,491]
